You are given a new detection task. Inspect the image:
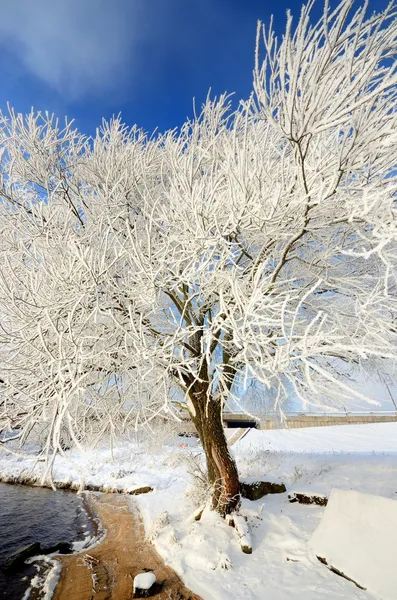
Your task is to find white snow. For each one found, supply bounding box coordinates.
[133,571,156,591]
[22,556,62,600]
[41,559,62,600]
[309,489,397,600]
[2,422,397,600]
[235,422,397,453]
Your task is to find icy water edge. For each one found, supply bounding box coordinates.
[0,482,94,599]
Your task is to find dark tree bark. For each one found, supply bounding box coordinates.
[189,384,240,516]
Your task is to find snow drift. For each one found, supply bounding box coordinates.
[309,489,397,600]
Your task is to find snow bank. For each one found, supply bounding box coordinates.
[0,438,189,495]
[309,489,397,600]
[235,422,397,454]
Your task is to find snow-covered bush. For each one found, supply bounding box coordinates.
[149,511,170,541]
[184,451,213,510]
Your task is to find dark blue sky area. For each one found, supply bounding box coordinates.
[0,0,388,136]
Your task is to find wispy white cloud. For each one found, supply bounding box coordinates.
[0,0,143,99]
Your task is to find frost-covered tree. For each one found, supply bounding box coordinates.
[0,0,396,515]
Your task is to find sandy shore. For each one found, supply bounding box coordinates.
[52,493,201,600]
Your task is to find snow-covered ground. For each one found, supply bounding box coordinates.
[1,422,397,600]
[237,422,397,453]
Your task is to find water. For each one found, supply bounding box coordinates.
[0,483,94,600]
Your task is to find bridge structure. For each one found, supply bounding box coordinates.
[222,411,397,430]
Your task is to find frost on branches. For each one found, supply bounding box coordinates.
[0,0,396,515]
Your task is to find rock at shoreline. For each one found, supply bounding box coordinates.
[4,543,41,570]
[83,482,154,495]
[4,540,74,571]
[133,571,157,597]
[42,541,74,555]
[240,481,286,501]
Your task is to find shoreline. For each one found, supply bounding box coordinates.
[0,482,97,600]
[17,494,102,600]
[0,473,153,496]
[51,493,201,600]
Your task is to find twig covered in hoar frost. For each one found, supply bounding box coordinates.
[0,0,396,514]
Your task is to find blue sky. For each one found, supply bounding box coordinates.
[1,0,262,136]
[0,0,389,135]
[0,0,378,137]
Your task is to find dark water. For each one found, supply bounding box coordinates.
[0,483,94,600]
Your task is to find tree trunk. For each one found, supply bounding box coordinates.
[190,387,240,516]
